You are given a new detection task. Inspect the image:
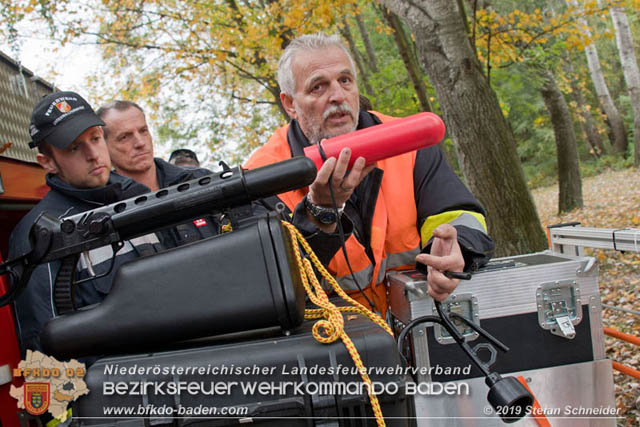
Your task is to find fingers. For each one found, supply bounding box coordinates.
[429,224,456,256]
[416,229,464,271]
[309,147,370,206]
[432,223,457,240]
[331,147,368,190]
[340,156,366,191]
[426,265,459,302]
[314,156,337,186]
[331,148,352,187]
[416,231,465,302]
[360,162,376,179]
[417,253,461,271]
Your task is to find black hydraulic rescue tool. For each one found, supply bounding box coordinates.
[0,156,317,307]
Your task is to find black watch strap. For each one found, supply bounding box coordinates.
[303,195,344,225]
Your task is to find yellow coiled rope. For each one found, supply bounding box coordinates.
[281,220,394,427]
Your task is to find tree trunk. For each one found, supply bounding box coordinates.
[381,8,431,112]
[569,0,628,155]
[539,71,583,213]
[456,0,476,52]
[354,13,379,73]
[565,64,607,156]
[379,0,548,256]
[570,86,606,158]
[611,6,640,167]
[340,18,374,96]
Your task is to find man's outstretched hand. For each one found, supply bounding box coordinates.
[415,224,465,301]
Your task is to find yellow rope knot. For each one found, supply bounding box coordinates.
[281,220,393,427]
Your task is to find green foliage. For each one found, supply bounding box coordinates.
[367,62,421,116]
[343,3,428,117]
[617,94,634,132]
[2,0,638,180]
[477,0,640,191]
[490,65,553,187]
[580,153,635,177]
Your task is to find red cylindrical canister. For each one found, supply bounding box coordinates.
[303,112,446,169]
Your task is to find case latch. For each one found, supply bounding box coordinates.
[432,293,480,344]
[536,280,582,339]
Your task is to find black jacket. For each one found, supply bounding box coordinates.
[153,158,219,246]
[10,159,218,353]
[9,173,154,352]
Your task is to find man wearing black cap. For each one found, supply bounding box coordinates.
[169,148,200,168]
[9,91,159,352]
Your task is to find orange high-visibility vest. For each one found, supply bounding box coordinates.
[244,113,420,314]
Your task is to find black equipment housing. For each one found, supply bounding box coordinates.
[41,214,306,359]
[74,315,414,426]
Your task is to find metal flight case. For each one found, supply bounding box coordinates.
[72,315,415,426]
[387,252,617,426]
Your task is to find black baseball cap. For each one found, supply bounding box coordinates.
[28,91,105,149]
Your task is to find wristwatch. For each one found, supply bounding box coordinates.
[304,195,344,225]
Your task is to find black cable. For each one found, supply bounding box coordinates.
[435,301,492,377]
[0,264,34,308]
[395,315,442,362]
[315,140,376,312]
[434,300,465,344]
[448,313,509,352]
[394,314,442,381]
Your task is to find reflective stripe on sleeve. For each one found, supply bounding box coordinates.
[420,210,487,246]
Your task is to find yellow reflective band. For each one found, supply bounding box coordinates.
[46,409,72,427]
[420,210,488,246]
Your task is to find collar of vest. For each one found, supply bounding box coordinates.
[286,110,384,263]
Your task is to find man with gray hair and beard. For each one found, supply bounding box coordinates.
[245,33,493,314]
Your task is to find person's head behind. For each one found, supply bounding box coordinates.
[96,100,154,176]
[278,33,360,144]
[30,91,111,189]
[168,149,200,167]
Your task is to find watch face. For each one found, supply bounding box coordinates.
[305,196,339,224]
[315,210,338,224]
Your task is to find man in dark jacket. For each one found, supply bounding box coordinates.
[245,33,494,313]
[169,148,200,168]
[9,91,159,352]
[97,101,217,245]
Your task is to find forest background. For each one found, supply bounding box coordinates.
[1,0,639,423]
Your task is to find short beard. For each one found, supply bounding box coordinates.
[306,103,359,144]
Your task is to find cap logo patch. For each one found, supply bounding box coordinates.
[56,101,72,113]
